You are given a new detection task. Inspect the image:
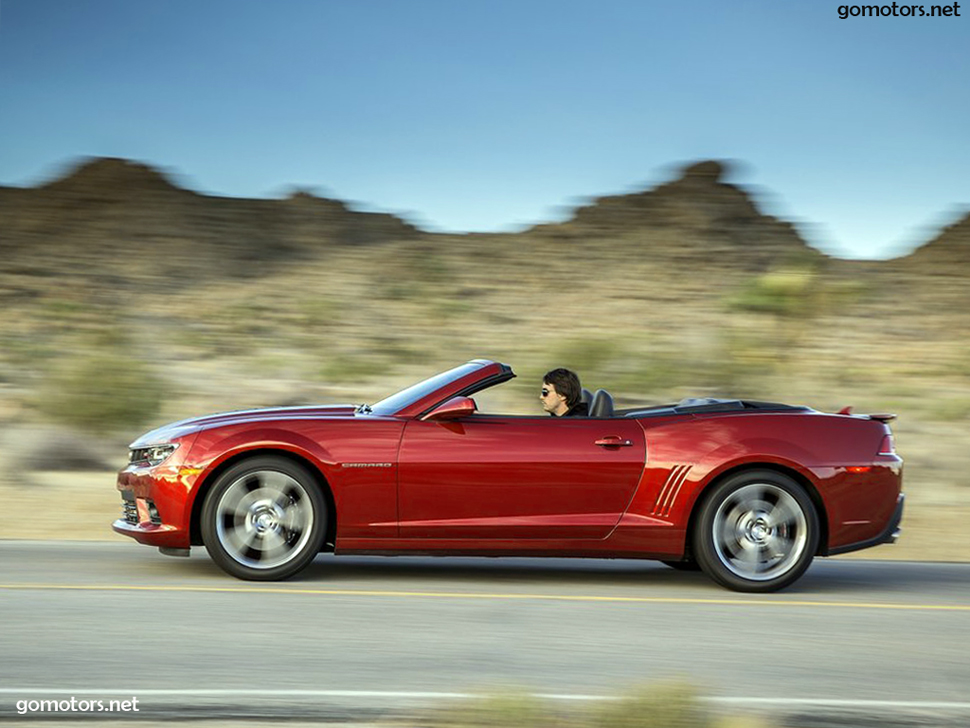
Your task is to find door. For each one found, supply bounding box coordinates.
[398,415,646,540]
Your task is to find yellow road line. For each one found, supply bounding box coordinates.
[0,583,968,611]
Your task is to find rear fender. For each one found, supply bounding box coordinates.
[683,454,830,558]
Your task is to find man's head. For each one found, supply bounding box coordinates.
[541,368,582,416]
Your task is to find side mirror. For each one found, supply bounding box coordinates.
[421,396,477,421]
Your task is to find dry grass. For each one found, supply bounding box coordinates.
[422,683,724,728]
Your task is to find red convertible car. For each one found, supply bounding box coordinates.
[114,359,903,592]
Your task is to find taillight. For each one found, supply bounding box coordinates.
[878,435,895,456]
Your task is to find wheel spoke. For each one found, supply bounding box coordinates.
[723,502,747,527]
[710,480,812,584]
[222,518,256,555]
[259,542,289,563]
[214,468,316,570]
[255,529,286,558]
[767,529,794,560]
[242,474,262,493]
[273,486,298,512]
[768,499,797,529]
[281,511,305,543]
[737,539,762,573]
[720,513,739,551]
[240,527,261,551]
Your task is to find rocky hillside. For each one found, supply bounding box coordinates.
[896,210,970,271]
[532,160,823,272]
[0,157,829,282]
[0,157,420,287]
[4,156,967,287]
[0,156,967,499]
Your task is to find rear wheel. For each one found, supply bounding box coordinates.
[201,456,326,581]
[693,470,818,593]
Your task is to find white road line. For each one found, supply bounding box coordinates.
[708,697,970,710]
[2,689,970,710]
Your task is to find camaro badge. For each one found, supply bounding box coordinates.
[341,462,393,468]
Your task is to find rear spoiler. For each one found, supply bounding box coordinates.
[837,406,896,423]
[868,413,897,422]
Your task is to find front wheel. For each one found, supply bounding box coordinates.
[693,470,819,593]
[201,456,327,581]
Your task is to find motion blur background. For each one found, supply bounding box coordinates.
[0,0,968,556]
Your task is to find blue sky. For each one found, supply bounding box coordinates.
[1,0,967,258]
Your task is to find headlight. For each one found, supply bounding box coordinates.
[129,443,179,467]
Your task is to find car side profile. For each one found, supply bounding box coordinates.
[114,359,904,592]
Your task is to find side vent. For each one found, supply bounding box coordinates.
[652,465,692,517]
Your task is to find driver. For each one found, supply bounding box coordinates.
[541,368,589,417]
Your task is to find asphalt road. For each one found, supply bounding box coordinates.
[1,541,969,725]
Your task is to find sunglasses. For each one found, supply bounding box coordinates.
[541,388,551,397]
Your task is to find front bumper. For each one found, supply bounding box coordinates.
[113,445,201,549]
[112,518,185,547]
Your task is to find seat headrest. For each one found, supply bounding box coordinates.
[589,389,614,418]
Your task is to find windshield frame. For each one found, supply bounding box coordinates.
[368,360,513,417]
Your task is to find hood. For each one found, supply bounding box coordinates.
[130,404,359,447]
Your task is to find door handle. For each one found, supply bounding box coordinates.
[595,437,633,447]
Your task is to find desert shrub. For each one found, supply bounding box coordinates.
[366,336,429,365]
[8,426,111,472]
[299,296,341,330]
[35,341,165,434]
[942,345,970,379]
[554,337,623,378]
[425,682,711,728]
[937,397,970,422]
[608,346,732,399]
[0,334,58,374]
[727,267,819,318]
[37,298,87,321]
[436,692,550,728]
[318,352,391,383]
[708,327,783,395]
[595,682,710,728]
[407,245,451,284]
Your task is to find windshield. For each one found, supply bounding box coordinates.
[368,362,487,416]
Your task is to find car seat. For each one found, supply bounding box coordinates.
[589,389,614,418]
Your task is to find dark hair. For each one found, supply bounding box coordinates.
[543,368,582,409]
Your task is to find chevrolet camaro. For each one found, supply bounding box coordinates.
[114,359,904,592]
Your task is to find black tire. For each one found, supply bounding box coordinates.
[201,456,327,581]
[661,559,702,572]
[693,469,819,593]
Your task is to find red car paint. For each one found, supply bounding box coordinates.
[114,360,903,582]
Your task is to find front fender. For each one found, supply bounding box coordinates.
[189,427,336,476]
[179,427,337,536]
